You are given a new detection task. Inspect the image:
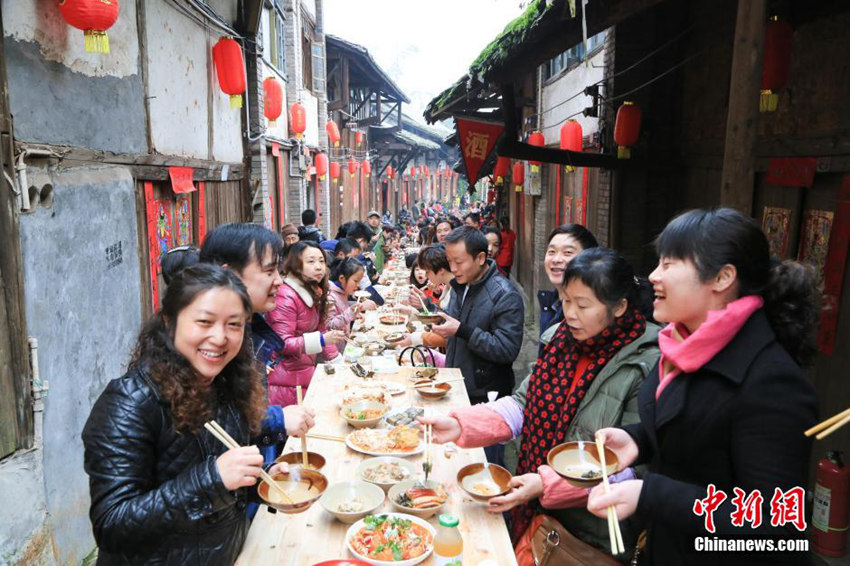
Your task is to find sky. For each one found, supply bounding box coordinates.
[323,0,525,127]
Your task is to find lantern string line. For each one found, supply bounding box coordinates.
[165,0,242,38]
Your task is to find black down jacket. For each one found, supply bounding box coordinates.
[82,368,256,566]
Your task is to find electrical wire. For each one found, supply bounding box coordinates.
[165,0,243,38]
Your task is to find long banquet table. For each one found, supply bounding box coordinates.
[236,311,519,565]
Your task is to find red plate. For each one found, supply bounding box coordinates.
[312,562,370,566]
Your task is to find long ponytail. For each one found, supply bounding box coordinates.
[763,260,819,364]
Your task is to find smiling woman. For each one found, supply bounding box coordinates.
[82,264,284,565]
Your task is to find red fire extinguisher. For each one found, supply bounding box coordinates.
[813,451,850,557]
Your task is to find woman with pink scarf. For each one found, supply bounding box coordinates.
[588,208,818,566]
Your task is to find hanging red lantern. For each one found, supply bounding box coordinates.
[560,120,583,172]
[330,161,341,183]
[355,130,364,147]
[386,165,394,180]
[362,160,371,178]
[410,165,417,179]
[58,0,119,54]
[527,131,545,173]
[614,102,642,159]
[289,102,307,139]
[493,156,510,184]
[263,77,283,126]
[212,37,246,109]
[760,17,793,113]
[348,157,359,178]
[513,162,525,192]
[314,153,328,181]
[326,120,341,147]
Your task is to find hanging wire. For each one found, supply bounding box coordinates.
[165,0,243,38]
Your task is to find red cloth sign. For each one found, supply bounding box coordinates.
[818,175,850,355]
[456,116,504,187]
[144,182,160,311]
[168,166,196,194]
[198,182,207,244]
[765,157,818,188]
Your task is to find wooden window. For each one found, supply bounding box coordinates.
[267,1,287,75]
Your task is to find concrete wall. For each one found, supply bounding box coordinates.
[2,0,147,153]
[540,47,605,142]
[1,165,143,566]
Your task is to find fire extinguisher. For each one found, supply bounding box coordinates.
[813,451,850,557]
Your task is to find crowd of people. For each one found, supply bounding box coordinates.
[81,201,819,565]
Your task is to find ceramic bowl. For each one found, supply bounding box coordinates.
[356,456,418,492]
[275,450,327,471]
[456,463,512,502]
[387,479,448,519]
[341,400,390,429]
[258,468,328,513]
[413,380,451,400]
[547,441,619,488]
[319,480,385,524]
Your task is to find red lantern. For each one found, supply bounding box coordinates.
[355,130,364,147]
[314,153,328,181]
[528,131,545,173]
[760,17,793,112]
[512,162,525,192]
[410,165,417,178]
[58,0,119,54]
[213,38,246,109]
[348,157,359,178]
[289,102,306,139]
[493,156,510,184]
[326,120,341,147]
[386,165,394,180]
[560,120,583,172]
[263,78,283,126]
[330,161,341,182]
[614,102,642,159]
[362,160,371,178]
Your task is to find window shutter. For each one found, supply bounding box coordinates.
[311,41,325,94]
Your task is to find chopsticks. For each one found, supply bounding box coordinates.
[805,407,850,440]
[306,432,347,443]
[423,409,433,481]
[409,377,466,389]
[296,386,308,466]
[595,432,625,555]
[203,420,293,503]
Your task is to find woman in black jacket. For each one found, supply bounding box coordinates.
[588,208,818,565]
[82,264,286,565]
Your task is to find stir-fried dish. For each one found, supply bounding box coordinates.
[350,515,433,562]
[349,425,420,454]
[362,462,411,483]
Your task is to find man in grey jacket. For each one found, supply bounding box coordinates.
[432,226,525,405]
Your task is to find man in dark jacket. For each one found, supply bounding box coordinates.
[298,209,324,243]
[432,226,524,404]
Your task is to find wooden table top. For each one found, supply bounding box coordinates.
[236,354,518,565]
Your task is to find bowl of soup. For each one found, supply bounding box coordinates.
[258,467,328,514]
[275,450,327,471]
[413,380,451,400]
[547,441,619,488]
[456,463,512,503]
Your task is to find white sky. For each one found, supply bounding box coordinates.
[323,0,524,125]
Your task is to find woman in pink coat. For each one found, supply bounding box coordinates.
[327,257,366,336]
[267,242,345,406]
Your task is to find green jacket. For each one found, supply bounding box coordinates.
[509,323,660,561]
[372,230,385,272]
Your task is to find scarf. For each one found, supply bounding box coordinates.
[655,295,763,400]
[509,308,646,542]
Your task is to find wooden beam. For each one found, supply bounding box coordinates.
[719,0,766,214]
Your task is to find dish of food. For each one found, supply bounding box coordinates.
[361,461,412,484]
[345,405,389,421]
[338,496,365,513]
[394,485,447,509]
[379,315,407,326]
[347,514,435,564]
[342,388,391,407]
[347,425,423,457]
[353,290,373,300]
[383,407,424,427]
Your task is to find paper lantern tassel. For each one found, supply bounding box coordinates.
[84,30,110,54]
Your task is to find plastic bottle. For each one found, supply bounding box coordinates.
[434,513,463,565]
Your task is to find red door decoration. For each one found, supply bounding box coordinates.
[560,120,583,172]
[263,77,283,126]
[765,157,817,188]
[528,131,545,173]
[818,177,850,355]
[614,102,641,159]
[58,0,119,54]
[175,195,193,246]
[761,17,793,113]
[456,116,504,187]
[289,102,306,138]
[761,207,792,258]
[197,182,207,244]
[168,166,196,194]
[212,37,246,108]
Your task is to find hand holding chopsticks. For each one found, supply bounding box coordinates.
[805,407,850,440]
[204,420,293,503]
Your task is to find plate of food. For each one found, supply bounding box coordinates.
[342,387,391,407]
[346,425,423,457]
[378,314,407,326]
[346,513,435,565]
[353,290,373,301]
[356,456,418,492]
[387,480,448,519]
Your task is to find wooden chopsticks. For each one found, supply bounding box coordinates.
[805,407,850,440]
[296,386,308,466]
[409,377,466,389]
[203,420,293,504]
[595,433,625,555]
[306,432,347,443]
[423,410,433,481]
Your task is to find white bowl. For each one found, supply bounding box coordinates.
[345,513,435,566]
[356,457,418,492]
[319,481,385,524]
